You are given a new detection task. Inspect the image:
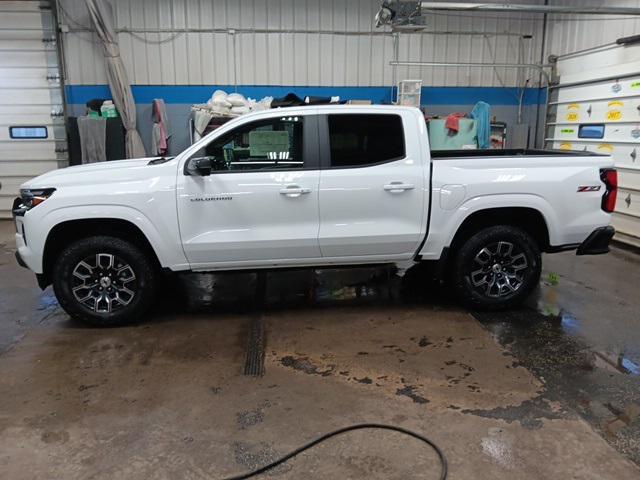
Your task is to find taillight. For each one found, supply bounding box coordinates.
[600,169,618,213]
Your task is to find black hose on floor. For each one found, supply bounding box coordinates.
[222,423,448,480]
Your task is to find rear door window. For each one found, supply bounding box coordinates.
[328,114,405,168]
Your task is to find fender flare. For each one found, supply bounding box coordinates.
[40,204,183,269]
[420,193,559,259]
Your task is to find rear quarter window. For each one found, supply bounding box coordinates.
[328,114,405,168]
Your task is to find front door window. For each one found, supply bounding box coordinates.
[193,116,305,172]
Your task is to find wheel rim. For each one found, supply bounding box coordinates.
[468,241,528,298]
[71,253,137,313]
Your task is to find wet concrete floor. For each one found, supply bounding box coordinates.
[1,220,639,479]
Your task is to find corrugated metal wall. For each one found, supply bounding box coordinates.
[57,0,546,88]
[545,0,640,57]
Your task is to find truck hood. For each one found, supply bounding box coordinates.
[21,157,171,189]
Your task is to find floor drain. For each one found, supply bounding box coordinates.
[244,272,267,376]
[244,314,265,376]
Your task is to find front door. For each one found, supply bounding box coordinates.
[177,113,321,269]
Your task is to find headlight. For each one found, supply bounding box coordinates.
[16,188,56,213]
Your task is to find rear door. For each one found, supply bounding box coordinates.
[317,110,428,258]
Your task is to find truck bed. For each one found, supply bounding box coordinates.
[431,148,606,159]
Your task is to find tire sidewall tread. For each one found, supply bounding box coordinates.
[52,236,157,327]
[450,225,541,311]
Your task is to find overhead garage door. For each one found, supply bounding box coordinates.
[0,0,67,219]
[547,43,640,248]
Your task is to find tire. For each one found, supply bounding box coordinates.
[450,225,541,310]
[52,236,158,327]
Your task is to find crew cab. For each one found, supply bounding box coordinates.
[13,105,617,326]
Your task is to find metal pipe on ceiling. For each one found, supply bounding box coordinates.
[65,26,533,38]
[389,60,551,85]
[420,2,640,16]
[551,41,619,62]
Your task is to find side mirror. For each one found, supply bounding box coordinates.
[185,157,212,176]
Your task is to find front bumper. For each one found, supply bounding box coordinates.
[15,230,49,290]
[12,207,41,274]
[576,226,615,255]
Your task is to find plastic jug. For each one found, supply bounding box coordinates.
[100,100,118,118]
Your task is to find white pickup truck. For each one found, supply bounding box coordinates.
[14,105,617,326]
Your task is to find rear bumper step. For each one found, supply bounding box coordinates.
[576,226,615,255]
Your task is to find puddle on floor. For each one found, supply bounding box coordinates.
[532,278,640,377]
[594,351,640,376]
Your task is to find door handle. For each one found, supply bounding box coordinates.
[279,185,311,197]
[384,182,415,193]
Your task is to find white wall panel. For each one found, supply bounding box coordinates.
[545,0,640,57]
[58,0,545,88]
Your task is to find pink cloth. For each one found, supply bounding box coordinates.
[152,99,169,155]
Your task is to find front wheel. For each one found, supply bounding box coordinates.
[450,225,541,310]
[52,236,158,327]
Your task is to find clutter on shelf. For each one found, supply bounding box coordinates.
[191,90,272,141]
[69,98,126,165]
[424,100,496,151]
[190,89,343,143]
[191,89,272,118]
[490,121,507,149]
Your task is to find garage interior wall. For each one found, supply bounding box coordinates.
[54,0,640,156]
[545,0,640,56]
[57,0,550,155]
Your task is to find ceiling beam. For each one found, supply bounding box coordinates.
[420,2,640,16]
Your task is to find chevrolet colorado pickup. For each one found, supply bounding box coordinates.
[14,105,617,326]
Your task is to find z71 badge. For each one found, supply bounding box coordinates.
[577,186,601,192]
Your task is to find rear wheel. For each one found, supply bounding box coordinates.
[52,236,157,326]
[450,225,541,310]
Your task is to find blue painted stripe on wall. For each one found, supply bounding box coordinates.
[65,84,546,106]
